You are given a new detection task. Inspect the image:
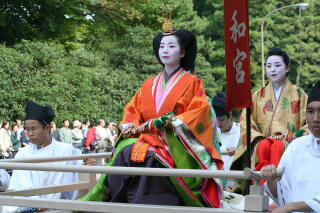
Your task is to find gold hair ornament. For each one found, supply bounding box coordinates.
[162,11,175,35]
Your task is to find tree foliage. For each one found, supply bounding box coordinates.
[0,0,319,125]
[0,0,93,45]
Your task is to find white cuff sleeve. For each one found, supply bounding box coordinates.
[305,197,320,213]
[0,169,10,191]
[264,182,280,206]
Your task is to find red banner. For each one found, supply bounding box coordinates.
[224,0,252,110]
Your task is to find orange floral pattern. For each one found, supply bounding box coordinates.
[242,133,247,146]
[260,87,266,98]
[263,99,273,114]
[291,100,300,114]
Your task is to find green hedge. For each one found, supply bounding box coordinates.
[0,40,143,125]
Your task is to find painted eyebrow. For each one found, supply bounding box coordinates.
[266,62,282,65]
[160,42,176,44]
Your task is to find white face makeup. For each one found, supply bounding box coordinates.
[266,55,288,85]
[158,35,182,67]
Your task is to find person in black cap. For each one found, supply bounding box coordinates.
[80,17,222,207]
[3,101,96,212]
[212,92,240,189]
[261,81,320,213]
[212,92,233,132]
[23,101,55,148]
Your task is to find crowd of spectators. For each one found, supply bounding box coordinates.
[0,118,118,159]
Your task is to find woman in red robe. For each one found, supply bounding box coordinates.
[80,19,223,207]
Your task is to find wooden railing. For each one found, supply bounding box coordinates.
[0,153,277,212]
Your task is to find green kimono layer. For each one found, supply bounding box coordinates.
[79,127,210,207]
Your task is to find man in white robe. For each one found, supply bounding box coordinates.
[9,138,81,199]
[212,92,240,189]
[3,101,95,213]
[261,81,320,213]
[0,169,10,192]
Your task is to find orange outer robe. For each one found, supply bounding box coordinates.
[121,71,222,169]
[119,71,223,207]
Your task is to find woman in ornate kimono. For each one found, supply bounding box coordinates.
[231,47,308,175]
[79,20,223,207]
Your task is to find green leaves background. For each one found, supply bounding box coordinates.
[0,0,319,125]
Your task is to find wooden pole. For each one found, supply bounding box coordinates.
[245,107,251,194]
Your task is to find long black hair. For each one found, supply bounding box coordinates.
[153,30,197,72]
